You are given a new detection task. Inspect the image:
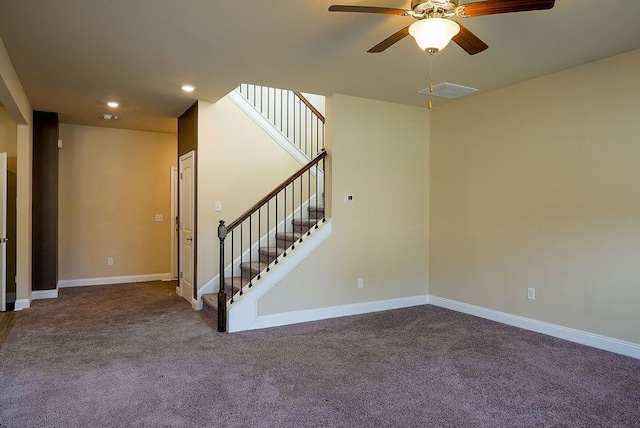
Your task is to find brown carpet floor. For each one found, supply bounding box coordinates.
[0,312,16,349]
[0,281,638,427]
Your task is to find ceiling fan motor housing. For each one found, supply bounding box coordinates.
[411,0,458,16]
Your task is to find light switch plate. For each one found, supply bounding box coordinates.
[214,201,222,212]
[155,214,163,222]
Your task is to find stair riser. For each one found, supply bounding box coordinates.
[240,270,258,281]
[292,224,308,234]
[292,217,320,227]
[222,283,243,294]
[308,209,324,218]
[276,238,296,247]
[202,300,218,317]
[293,217,322,224]
[259,253,278,263]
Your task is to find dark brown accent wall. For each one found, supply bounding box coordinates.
[6,170,17,304]
[178,102,198,157]
[178,102,198,298]
[32,111,59,291]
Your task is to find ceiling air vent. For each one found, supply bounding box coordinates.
[418,82,478,99]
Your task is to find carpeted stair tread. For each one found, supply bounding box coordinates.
[224,276,248,292]
[202,276,249,309]
[259,246,285,262]
[308,206,325,216]
[276,231,304,243]
[292,218,322,226]
[201,293,218,311]
[292,218,322,233]
[240,261,269,275]
[259,246,285,256]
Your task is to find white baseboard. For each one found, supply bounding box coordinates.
[14,299,30,311]
[31,289,59,300]
[429,295,640,360]
[250,294,429,332]
[58,273,172,288]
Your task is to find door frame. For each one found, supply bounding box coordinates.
[0,153,6,312]
[170,166,178,280]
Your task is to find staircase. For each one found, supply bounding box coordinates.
[201,205,324,321]
[198,84,327,332]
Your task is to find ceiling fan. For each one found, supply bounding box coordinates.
[328,0,555,55]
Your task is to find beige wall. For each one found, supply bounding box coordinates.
[430,49,640,343]
[58,124,176,280]
[0,38,30,125]
[197,97,305,290]
[15,124,30,301]
[1,36,32,304]
[0,106,17,169]
[258,94,430,315]
[0,107,17,299]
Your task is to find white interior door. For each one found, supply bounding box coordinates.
[178,152,195,305]
[0,153,7,312]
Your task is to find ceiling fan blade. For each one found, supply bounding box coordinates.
[368,26,411,53]
[460,0,555,17]
[328,5,409,16]
[452,23,488,55]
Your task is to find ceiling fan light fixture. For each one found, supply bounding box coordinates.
[409,18,460,52]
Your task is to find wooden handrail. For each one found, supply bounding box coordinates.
[294,91,325,124]
[226,149,327,231]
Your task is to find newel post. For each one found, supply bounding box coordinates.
[217,220,227,332]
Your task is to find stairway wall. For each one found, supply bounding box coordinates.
[196,97,309,293]
[300,92,325,116]
[258,94,430,315]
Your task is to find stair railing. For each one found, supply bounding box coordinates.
[216,149,327,332]
[236,84,325,161]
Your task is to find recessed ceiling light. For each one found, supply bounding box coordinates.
[107,101,119,108]
[181,84,196,93]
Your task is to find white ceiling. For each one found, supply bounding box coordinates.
[1,0,639,134]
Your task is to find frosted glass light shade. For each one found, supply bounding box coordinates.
[409,18,461,52]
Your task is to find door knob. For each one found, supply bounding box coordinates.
[186,237,193,241]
